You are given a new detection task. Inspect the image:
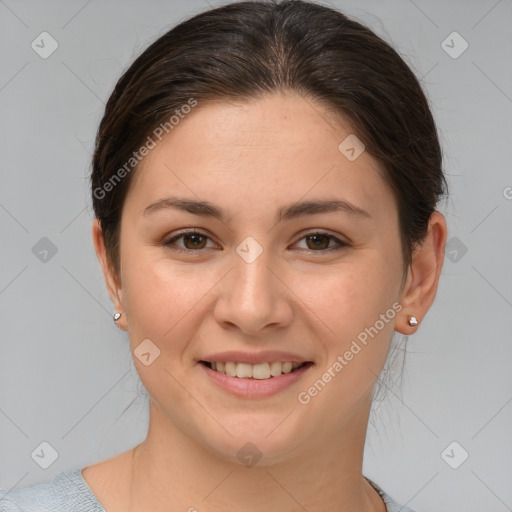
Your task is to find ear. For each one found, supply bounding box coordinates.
[92,219,126,330]
[396,211,447,335]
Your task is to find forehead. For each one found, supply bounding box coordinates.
[125,92,394,219]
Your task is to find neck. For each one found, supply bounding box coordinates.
[126,399,385,512]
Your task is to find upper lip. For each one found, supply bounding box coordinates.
[198,350,312,365]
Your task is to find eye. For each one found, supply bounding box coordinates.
[162,230,349,253]
[163,230,218,252]
[293,231,349,252]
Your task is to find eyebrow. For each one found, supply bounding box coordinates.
[143,196,372,222]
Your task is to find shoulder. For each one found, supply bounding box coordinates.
[0,469,105,512]
[366,477,417,512]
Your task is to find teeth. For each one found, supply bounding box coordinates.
[252,362,271,380]
[236,363,253,378]
[270,361,282,377]
[208,361,304,379]
[282,362,293,374]
[225,362,237,377]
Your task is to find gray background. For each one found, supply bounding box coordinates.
[0,1,511,510]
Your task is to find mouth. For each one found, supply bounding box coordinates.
[199,360,312,379]
[198,358,315,398]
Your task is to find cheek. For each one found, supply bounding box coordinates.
[289,254,401,387]
[120,245,214,358]
[294,255,400,337]
[120,259,219,411]
[127,270,197,332]
[290,267,398,425]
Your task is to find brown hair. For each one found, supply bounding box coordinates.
[91,0,447,273]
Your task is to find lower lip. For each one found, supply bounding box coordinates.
[198,362,314,398]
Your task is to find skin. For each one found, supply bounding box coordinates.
[86,91,447,512]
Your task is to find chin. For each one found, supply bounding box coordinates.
[196,412,308,467]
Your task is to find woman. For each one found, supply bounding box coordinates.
[1,1,447,511]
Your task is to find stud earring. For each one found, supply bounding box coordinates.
[408,315,418,326]
[113,312,122,324]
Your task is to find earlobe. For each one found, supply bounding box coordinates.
[395,212,447,335]
[92,219,126,329]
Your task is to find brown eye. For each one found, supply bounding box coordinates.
[305,234,331,250]
[163,231,215,252]
[182,233,207,250]
[164,230,348,254]
[294,232,348,252]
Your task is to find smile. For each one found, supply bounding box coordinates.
[198,360,315,398]
[201,360,305,379]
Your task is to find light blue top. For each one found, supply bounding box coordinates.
[0,468,415,512]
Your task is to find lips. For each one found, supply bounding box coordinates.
[196,350,314,397]
[198,350,311,365]
[198,359,314,398]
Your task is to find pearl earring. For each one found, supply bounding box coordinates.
[113,312,122,324]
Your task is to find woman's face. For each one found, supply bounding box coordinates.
[112,92,407,464]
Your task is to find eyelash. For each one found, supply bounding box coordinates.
[162,229,349,254]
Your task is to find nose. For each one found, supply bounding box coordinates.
[213,248,294,336]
